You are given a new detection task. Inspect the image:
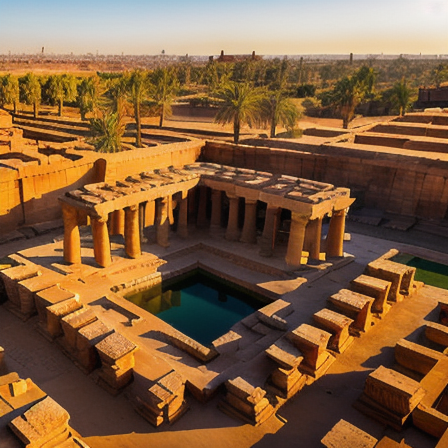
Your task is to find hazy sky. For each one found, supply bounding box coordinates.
[1,0,447,55]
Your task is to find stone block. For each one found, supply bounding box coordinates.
[355,366,425,430]
[219,377,275,426]
[329,289,374,334]
[61,307,97,352]
[46,298,82,339]
[17,271,64,319]
[287,324,334,378]
[0,265,41,310]
[35,285,78,328]
[351,274,391,314]
[265,337,303,369]
[395,339,443,376]
[313,308,354,353]
[76,320,114,373]
[8,396,71,448]
[0,346,4,366]
[10,379,28,397]
[425,322,448,347]
[439,296,448,325]
[321,419,378,448]
[365,259,416,302]
[95,332,137,393]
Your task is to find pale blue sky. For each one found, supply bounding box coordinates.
[1,0,447,55]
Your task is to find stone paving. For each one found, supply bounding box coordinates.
[1,226,448,448]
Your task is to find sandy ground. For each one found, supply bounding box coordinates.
[1,222,447,448]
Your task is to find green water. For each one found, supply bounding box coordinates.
[391,254,448,290]
[126,270,267,346]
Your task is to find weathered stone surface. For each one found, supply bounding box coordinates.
[287,324,334,376]
[0,264,41,309]
[35,285,78,326]
[425,322,448,347]
[329,289,374,334]
[313,308,354,353]
[321,419,378,448]
[46,298,82,339]
[265,338,303,370]
[365,259,416,302]
[61,307,97,350]
[363,366,425,417]
[395,339,443,376]
[351,274,391,314]
[219,377,274,426]
[9,396,70,447]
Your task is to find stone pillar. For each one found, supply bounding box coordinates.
[156,197,170,248]
[285,213,309,268]
[210,189,222,234]
[240,199,257,244]
[304,217,323,261]
[124,205,141,258]
[61,204,81,264]
[326,209,347,258]
[139,202,146,240]
[177,194,188,239]
[109,209,125,236]
[196,186,208,228]
[92,217,112,267]
[225,194,240,241]
[259,205,279,257]
[145,201,155,227]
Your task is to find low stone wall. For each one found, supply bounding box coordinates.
[201,140,448,220]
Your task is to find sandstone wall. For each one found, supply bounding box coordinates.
[0,140,203,233]
[201,141,448,220]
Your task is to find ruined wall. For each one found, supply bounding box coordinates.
[0,140,203,233]
[201,141,448,220]
[101,140,203,183]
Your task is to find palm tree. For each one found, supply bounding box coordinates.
[215,81,264,144]
[330,66,377,129]
[47,74,78,116]
[150,67,179,128]
[20,73,42,118]
[78,75,103,121]
[0,75,20,113]
[391,77,412,116]
[262,90,300,138]
[128,69,150,147]
[89,110,125,153]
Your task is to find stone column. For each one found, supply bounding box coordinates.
[285,213,309,268]
[124,205,141,258]
[259,205,279,257]
[240,199,258,244]
[177,194,188,239]
[304,217,323,261]
[92,216,112,267]
[139,202,146,241]
[196,186,208,228]
[326,209,347,258]
[145,201,155,227]
[156,197,170,248]
[210,189,222,234]
[109,209,125,236]
[225,194,240,241]
[62,204,81,264]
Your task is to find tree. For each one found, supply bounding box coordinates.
[215,81,264,144]
[0,74,20,113]
[20,73,42,118]
[262,90,300,138]
[89,110,125,153]
[390,77,412,116]
[150,67,179,128]
[329,65,377,129]
[47,74,78,116]
[128,69,150,147]
[431,63,448,88]
[78,75,103,121]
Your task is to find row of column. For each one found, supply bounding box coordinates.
[191,186,348,268]
[62,188,347,270]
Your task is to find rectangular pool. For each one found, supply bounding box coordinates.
[125,269,269,346]
[391,254,448,290]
